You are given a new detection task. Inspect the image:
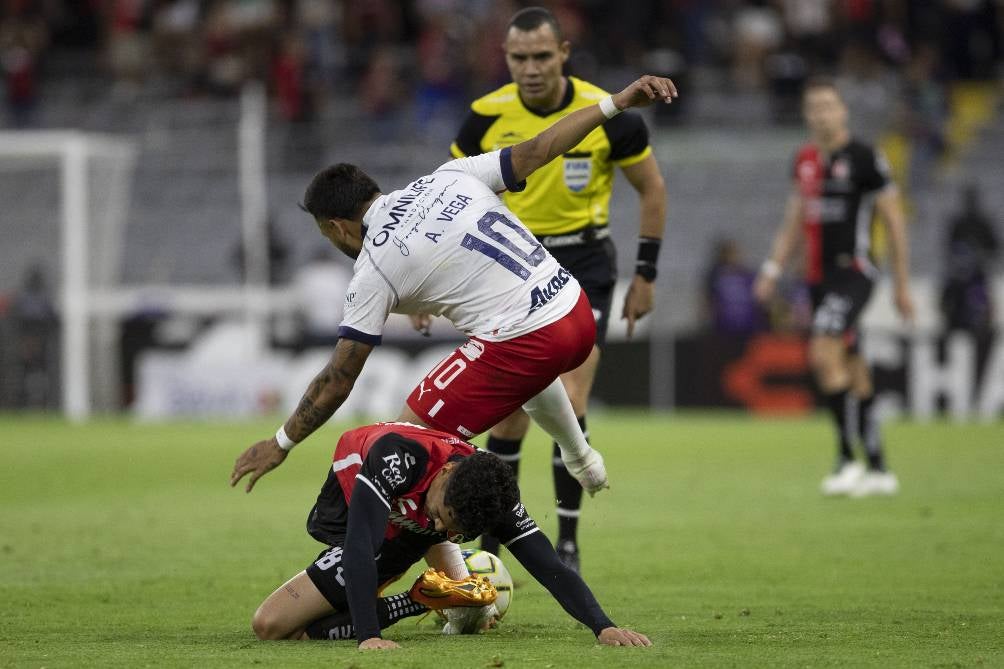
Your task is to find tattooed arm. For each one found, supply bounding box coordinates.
[285,338,373,440]
[230,338,374,492]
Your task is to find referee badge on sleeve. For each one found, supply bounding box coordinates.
[562,152,592,192]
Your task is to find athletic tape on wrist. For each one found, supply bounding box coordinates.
[275,425,297,451]
[599,96,622,119]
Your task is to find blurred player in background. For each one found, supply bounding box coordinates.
[754,78,914,497]
[248,421,651,649]
[231,77,677,504]
[440,6,667,571]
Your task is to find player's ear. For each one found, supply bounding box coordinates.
[329,218,352,239]
[314,217,333,234]
[559,40,571,63]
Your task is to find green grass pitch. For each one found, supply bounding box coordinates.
[1,412,1002,668]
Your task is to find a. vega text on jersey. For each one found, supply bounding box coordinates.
[528,267,572,315]
[437,193,472,221]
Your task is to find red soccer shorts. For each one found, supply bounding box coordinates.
[406,290,596,438]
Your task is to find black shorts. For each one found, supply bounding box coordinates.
[549,237,617,347]
[304,471,435,608]
[809,269,874,340]
[304,539,431,608]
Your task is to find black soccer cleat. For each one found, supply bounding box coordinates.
[555,540,580,574]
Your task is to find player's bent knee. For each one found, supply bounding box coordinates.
[251,605,290,641]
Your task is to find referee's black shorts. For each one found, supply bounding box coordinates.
[549,237,617,348]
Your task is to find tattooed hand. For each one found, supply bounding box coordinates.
[229,338,373,494]
[230,438,288,493]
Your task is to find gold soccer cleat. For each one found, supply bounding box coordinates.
[408,568,498,610]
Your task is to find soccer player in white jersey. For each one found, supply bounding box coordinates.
[231,75,676,526]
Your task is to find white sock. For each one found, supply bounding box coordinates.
[425,541,468,580]
[522,379,589,460]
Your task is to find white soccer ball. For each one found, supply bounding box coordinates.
[462,548,513,620]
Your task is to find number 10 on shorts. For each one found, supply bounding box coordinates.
[421,353,467,418]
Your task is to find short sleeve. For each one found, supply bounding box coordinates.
[337,260,397,346]
[450,110,499,158]
[858,146,893,193]
[435,149,526,193]
[355,433,430,507]
[603,111,651,166]
[490,500,540,546]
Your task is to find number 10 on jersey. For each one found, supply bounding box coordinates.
[461,211,545,280]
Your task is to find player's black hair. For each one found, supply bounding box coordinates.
[508,6,563,42]
[301,163,381,222]
[443,451,520,540]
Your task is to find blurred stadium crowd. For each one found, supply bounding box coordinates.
[2,1,1002,127]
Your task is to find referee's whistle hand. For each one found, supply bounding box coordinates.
[622,275,655,339]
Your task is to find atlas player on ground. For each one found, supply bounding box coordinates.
[248,421,653,650]
[754,78,913,496]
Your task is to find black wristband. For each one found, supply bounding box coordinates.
[635,263,657,282]
[636,238,660,282]
[637,237,661,264]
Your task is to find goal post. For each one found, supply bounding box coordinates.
[0,130,137,420]
[1,84,272,421]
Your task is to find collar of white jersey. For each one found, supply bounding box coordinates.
[361,194,389,239]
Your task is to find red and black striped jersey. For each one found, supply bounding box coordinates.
[330,422,539,546]
[331,422,473,541]
[792,139,893,284]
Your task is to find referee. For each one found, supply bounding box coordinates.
[446,7,667,571]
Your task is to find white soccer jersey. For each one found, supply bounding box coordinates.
[338,148,582,345]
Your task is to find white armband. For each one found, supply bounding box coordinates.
[275,425,297,451]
